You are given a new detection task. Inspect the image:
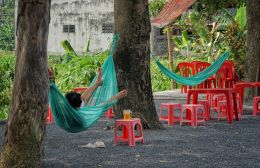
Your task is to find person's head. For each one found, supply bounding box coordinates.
[65,91,82,108]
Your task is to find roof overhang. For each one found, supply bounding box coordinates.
[151,0,196,28]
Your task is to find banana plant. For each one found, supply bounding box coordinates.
[173,30,194,59]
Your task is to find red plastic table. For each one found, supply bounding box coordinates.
[187,88,239,123]
[234,82,260,106]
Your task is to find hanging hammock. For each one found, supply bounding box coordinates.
[155,52,229,86]
[49,35,119,133]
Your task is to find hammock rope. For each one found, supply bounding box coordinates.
[155,52,229,86]
[49,35,119,133]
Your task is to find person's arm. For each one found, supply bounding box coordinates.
[81,82,101,105]
[81,67,102,105]
[106,90,128,103]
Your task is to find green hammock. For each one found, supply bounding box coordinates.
[49,35,119,133]
[155,52,229,86]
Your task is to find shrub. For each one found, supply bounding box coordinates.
[0,51,15,119]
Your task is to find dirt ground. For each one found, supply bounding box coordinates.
[0,99,260,168]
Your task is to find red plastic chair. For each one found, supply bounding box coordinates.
[224,60,239,83]
[177,62,196,93]
[46,106,54,124]
[195,62,216,89]
[216,62,234,88]
[191,60,202,67]
[253,96,260,116]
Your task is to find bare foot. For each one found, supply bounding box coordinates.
[95,67,102,86]
[115,90,128,100]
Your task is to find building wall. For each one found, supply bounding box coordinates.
[150,26,168,56]
[48,0,114,54]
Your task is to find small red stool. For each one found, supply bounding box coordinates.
[159,103,181,125]
[180,104,205,127]
[46,106,54,124]
[197,100,210,120]
[114,118,144,147]
[253,96,260,116]
[216,95,243,120]
[105,108,114,119]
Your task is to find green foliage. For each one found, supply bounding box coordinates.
[150,57,172,91]
[0,51,15,120]
[235,6,246,31]
[149,0,166,16]
[0,0,15,51]
[49,52,108,93]
[61,40,77,56]
[194,0,246,16]
[0,22,15,51]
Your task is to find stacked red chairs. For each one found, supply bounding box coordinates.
[216,61,236,88]
[177,62,196,93]
[194,62,216,89]
[214,94,243,120]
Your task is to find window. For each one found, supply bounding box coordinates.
[63,25,75,33]
[102,23,113,33]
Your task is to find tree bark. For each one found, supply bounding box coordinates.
[0,0,51,167]
[245,0,260,96]
[166,25,177,89]
[114,0,161,129]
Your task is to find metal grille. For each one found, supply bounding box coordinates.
[63,25,75,33]
[102,23,113,33]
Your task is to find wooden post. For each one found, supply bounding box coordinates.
[167,25,176,89]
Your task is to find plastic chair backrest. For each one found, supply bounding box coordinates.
[217,62,233,79]
[191,61,202,68]
[195,62,211,74]
[177,62,196,77]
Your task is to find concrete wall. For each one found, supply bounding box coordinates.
[150,26,168,56]
[48,0,114,54]
[14,0,168,55]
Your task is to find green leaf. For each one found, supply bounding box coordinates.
[235,6,246,31]
[181,31,189,46]
[61,40,77,56]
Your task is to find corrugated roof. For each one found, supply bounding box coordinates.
[151,0,196,28]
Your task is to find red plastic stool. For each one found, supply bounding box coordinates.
[197,100,210,120]
[216,95,243,120]
[253,96,260,116]
[159,103,181,125]
[46,106,54,124]
[114,118,144,147]
[105,108,114,118]
[180,104,205,127]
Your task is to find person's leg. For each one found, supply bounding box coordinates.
[81,68,102,105]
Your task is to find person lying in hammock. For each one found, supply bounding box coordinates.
[48,67,128,108]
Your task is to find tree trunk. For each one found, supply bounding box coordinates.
[0,0,51,167]
[245,0,260,97]
[114,0,161,129]
[166,25,177,89]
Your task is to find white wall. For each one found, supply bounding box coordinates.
[48,0,114,54]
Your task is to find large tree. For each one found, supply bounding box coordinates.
[0,0,51,167]
[245,0,260,90]
[114,0,161,129]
